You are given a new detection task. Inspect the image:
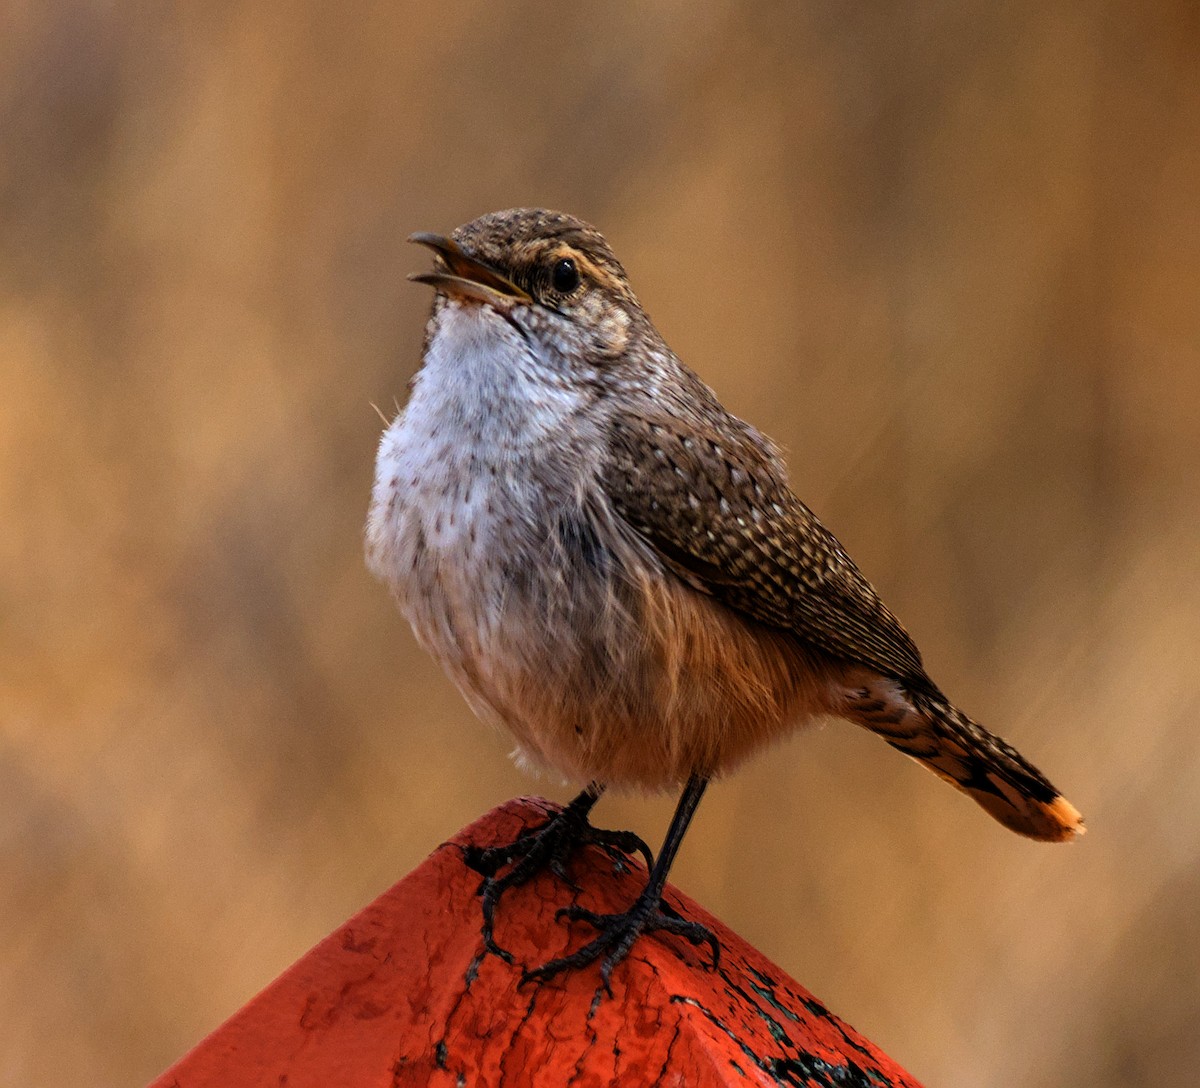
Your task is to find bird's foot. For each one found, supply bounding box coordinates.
[522,893,720,994]
[462,801,653,962]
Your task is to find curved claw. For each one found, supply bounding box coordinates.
[593,829,654,874]
[479,880,516,962]
[463,801,654,963]
[524,894,721,996]
[654,912,721,969]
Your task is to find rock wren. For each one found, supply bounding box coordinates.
[365,208,1083,988]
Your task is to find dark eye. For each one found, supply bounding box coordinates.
[550,257,580,294]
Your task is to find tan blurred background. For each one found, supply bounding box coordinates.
[2,2,1198,1085]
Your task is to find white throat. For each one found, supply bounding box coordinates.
[365,300,593,589]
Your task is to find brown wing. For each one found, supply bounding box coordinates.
[602,389,932,690]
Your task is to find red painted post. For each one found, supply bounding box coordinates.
[150,798,923,1087]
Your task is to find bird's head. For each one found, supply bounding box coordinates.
[409,208,650,366]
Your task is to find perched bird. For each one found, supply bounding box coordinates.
[365,208,1083,989]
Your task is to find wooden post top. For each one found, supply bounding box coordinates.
[150,797,923,1087]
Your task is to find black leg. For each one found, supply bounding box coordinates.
[462,781,654,962]
[522,775,719,993]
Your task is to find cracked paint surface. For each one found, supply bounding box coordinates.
[149,799,924,1088]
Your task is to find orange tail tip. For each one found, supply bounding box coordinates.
[976,784,1086,842]
[843,676,1085,842]
[1043,795,1086,841]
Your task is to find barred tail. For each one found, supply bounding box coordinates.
[844,676,1084,842]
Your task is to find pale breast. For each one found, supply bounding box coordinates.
[364,301,600,731]
[366,302,833,789]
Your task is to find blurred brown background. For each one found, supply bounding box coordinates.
[2,3,1198,1086]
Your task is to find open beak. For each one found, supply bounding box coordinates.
[408,233,532,308]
